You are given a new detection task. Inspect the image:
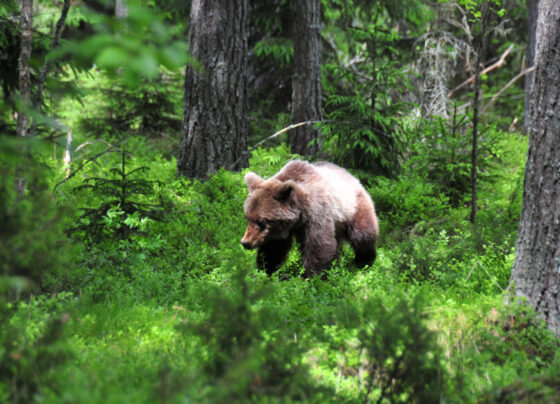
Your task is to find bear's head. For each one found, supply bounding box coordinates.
[241,172,303,249]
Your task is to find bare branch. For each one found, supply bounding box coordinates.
[228,121,321,170]
[54,138,126,190]
[54,146,117,190]
[481,66,536,115]
[448,44,514,98]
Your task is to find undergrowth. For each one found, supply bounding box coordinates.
[2,130,559,403]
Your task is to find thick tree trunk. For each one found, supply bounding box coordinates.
[289,0,322,156]
[177,0,249,179]
[524,0,538,132]
[511,0,560,334]
[15,0,34,197]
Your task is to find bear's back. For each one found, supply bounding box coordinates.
[274,160,370,224]
[312,162,366,221]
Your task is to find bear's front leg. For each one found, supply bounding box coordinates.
[300,222,338,278]
[257,238,293,276]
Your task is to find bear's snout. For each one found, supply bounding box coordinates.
[241,240,254,250]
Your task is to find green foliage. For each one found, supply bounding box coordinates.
[0,0,20,103]
[178,268,330,402]
[358,293,443,402]
[371,174,450,232]
[253,37,293,67]
[476,299,560,367]
[52,0,190,86]
[320,5,412,176]
[1,1,555,402]
[0,136,73,295]
[78,73,182,147]
[2,140,555,402]
[71,148,163,244]
[407,103,513,209]
[408,111,472,206]
[0,294,72,403]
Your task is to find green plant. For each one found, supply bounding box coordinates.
[71,148,163,244]
[358,293,443,403]
[320,4,413,177]
[0,136,74,294]
[78,73,182,150]
[0,294,72,403]
[407,110,505,207]
[177,268,330,402]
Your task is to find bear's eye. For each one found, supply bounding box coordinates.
[256,220,267,230]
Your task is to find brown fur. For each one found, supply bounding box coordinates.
[241,160,379,277]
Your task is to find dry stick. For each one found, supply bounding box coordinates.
[228,120,322,170]
[447,44,513,99]
[62,130,72,176]
[54,138,124,190]
[455,66,536,122]
[54,146,117,190]
[481,66,536,115]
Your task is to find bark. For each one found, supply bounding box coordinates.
[30,0,71,136]
[289,0,322,156]
[15,0,34,197]
[115,0,127,18]
[470,49,481,224]
[177,0,249,179]
[511,0,560,334]
[524,0,538,132]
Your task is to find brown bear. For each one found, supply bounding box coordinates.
[241,160,379,278]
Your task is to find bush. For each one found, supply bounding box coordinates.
[357,293,444,403]
[176,268,331,402]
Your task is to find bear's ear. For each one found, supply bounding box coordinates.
[274,180,296,203]
[245,172,264,192]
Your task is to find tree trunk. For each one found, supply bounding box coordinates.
[470,51,481,224]
[177,0,249,179]
[15,0,34,197]
[510,0,560,334]
[289,0,322,156]
[115,0,127,18]
[524,0,538,132]
[30,0,71,136]
[469,0,489,224]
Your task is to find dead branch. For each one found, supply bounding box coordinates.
[448,44,514,98]
[228,121,322,170]
[54,138,125,190]
[54,146,117,190]
[481,65,536,115]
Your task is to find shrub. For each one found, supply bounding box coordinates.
[177,268,331,402]
[357,293,443,403]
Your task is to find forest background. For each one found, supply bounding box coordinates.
[2,0,560,402]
